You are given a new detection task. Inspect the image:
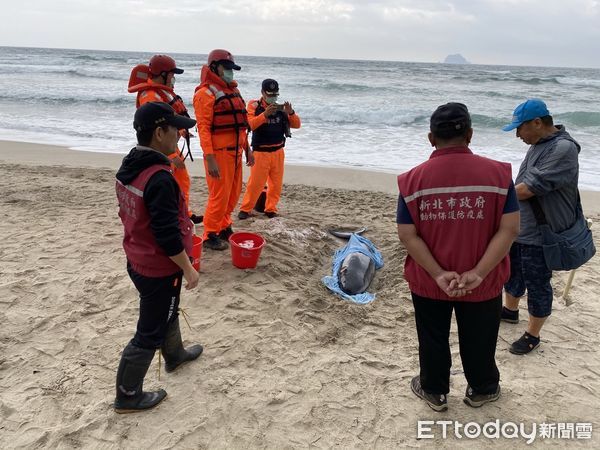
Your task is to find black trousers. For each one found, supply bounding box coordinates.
[127,263,183,349]
[412,293,502,395]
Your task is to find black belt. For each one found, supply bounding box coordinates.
[253,143,284,152]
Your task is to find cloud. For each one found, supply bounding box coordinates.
[119,0,355,23]
[380,4,475,24]
[0,0,599,67]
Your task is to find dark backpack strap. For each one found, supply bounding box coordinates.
[181,131,193,162]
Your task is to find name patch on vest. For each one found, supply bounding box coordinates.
[405,186,508,223]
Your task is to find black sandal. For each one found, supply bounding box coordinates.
[509,332,540,355]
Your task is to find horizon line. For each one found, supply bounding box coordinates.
[1,45,599,71]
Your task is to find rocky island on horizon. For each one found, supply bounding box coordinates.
[443,54,471,64]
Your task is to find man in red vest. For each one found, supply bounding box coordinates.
[397,103,520,411]
[114,102,203,413]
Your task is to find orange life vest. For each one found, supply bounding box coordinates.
[195,67,248,134]
[128,64,194,161]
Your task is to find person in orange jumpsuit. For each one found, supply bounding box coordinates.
[133,54,202,224]
[193,49,254,250]
[238,79,301,219]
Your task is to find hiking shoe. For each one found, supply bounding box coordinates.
[509,332,540,355]
[218,226,234,241]
[265,211,277,218]
[190,214,203,224]
[203,233,228,251]
[501,306,519,324]
[463,385,501,408]
[238,211,250,220]
[410,376,448,412]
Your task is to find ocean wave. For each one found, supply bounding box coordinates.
[0,93,130,106]
[0,65,125,81]
[451,75,562,85]
[554,111,600,127]
[64,69,125,81]
[302,105,429,126]
[278,80,405,96]
[292,79,387,92]
[481,70,513,75]
[556,77,600,88]
[469,112,600,129]
[70,53,131,63]
[470,114,510,128]
[4,123,127,141]
[518,77,562,85]
[301,106,515,129]
[301,109,546,130]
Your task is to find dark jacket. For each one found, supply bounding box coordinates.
[516,126,581,245]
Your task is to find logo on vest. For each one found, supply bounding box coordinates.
[419,194,486,222]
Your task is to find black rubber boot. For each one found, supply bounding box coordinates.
[254,188,267,213]
[114,342,167,414]
[203,232,228,251]
[161,317,203,373]
[190,214,204,224]
[218,226,234,241]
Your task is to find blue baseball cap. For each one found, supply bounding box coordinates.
[502,99,550,131]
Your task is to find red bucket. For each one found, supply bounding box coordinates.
[229,232,265,269]
[191,235,202,271]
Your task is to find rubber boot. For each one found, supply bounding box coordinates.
[254,187,267,213]
[161,317,203,373]
[114,342,167,414]
[203,232,228,251]
[218,226,234,241]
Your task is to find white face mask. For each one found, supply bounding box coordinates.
[221,69,234,83]
[264,95,279,105]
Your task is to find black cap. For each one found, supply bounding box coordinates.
[430,103,471,137]
[261,79,279,95]
[219,59,241,71]
[133,102,196,132]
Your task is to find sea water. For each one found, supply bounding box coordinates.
[1,46,599,189]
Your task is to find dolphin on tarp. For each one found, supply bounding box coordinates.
[327,227,367,240]
[322,232,383,305]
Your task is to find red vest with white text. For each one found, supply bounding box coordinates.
[116,164,193,277]
[397,147,513,301]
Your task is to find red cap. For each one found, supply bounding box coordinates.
[148,55,184,75]
[207,49,241,70]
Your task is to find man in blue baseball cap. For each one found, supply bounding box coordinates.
[501,99,550,132]
[500,99,582,355]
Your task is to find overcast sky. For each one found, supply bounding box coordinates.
[2,0,599,68]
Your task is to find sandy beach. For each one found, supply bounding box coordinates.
[1,140,600,449]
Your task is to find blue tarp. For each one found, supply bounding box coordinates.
[321,233,384,305]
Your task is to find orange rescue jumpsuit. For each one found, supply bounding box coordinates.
[193,69,248,239]
[239,99,301,214]
[137,79,193,216]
